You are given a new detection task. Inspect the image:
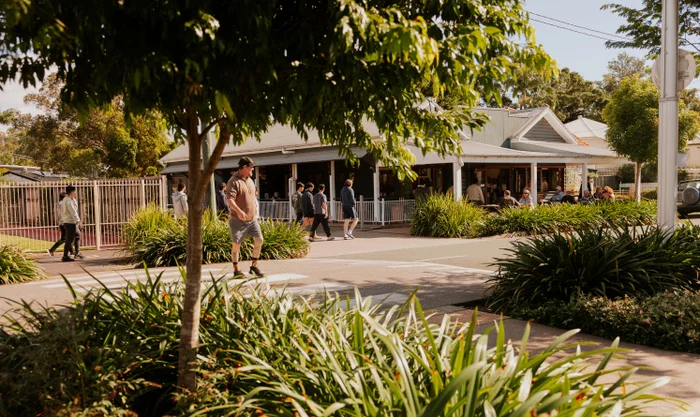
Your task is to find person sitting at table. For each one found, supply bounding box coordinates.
[518,189,534,208]
[579,190,594,204]
[561,190,576,204]
[594,186,604,199]
[602,186,616,202]
[551,186,565,202]
[500,190,520,208]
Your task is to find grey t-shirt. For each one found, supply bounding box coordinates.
[313,192,327,215]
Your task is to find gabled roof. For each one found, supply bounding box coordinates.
[564,116,608,140]
[508,107,578,145]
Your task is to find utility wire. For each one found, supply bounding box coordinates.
[530,18,622,42]
[527,11,633,41]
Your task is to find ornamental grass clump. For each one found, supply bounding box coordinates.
[0,244,45,284]
[487,223,700,311]
[0,272,678,416]
[410,193,484,238]
[122,207,309,267]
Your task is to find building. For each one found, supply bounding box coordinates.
[563,116,623,189]
[159,107,627,220]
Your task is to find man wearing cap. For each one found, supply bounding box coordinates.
[551,186,565,202]
[226,157,264,278]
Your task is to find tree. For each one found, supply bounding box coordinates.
[603,0,700,59]
[4,75,172,177]
[512,67,606,122]
[600,53,648,94]
[603,76,699,201]
[1,0,553,390]
[0,110,32,165]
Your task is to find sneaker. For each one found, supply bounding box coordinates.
[74,253,85,259]
[61,257,75,262]
[233,270,245,279]
[249,266,265,278]
[327,237,335,241]
[348,233,355,240]
[344,234,350,240]
[47,249,54,257]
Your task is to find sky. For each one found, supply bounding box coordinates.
[0,0,691,116]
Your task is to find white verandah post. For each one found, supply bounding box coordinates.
[373,162,380,223]
[531,162,538,206]
[93,181,102,250]
[329,160,336,221]
[453,160,463,200]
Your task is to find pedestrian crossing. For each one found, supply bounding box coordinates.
[27,257,495,310]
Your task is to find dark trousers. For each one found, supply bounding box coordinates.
[49,225,72,253]
[63,223,81,259]
[310,214,331,237]
[295,212,304,224]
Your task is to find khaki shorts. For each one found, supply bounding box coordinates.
[228,218,263,244]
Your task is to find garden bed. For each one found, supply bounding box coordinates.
[0,274,673,416]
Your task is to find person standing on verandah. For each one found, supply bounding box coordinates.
[341,179,358,240]
[466,178,485,205]
[226,157,265,279]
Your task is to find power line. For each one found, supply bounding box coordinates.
[528,11,633,42]
[530,18,623,43]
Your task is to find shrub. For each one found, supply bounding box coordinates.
[642,189,657,200]
[509,291,700,354]
[410,193,484,238]
[0,275,673,416]
[123,208,309,267]
[478,201,655,237]
[0,245,45,284]
[487,223,700,311]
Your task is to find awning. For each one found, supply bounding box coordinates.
[161,147,366,174]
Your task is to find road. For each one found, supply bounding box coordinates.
[0,230,517,315]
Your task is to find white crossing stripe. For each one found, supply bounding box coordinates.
[35,267,227,288]
[274,282,353,296]
[73,273,309,293]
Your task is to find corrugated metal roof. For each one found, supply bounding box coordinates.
[564,117,608,140]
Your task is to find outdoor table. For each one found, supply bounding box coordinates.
[482,204,500,212]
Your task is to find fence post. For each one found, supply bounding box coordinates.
[160,175,168,209]
[381,198,385,226]
[93,181,102,250]
[140,178,146,208]
[359,195,364,231]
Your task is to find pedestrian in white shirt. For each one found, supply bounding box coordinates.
[466,178,485,205]
[61,185,83,262]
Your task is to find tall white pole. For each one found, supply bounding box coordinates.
[658,0,679,230]
[531,162,538,206]
[452,160,463,200]
[329,160,336,221]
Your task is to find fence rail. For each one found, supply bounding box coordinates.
[0,178,165,252]
[2,178,414,253]
[619,182,658,193]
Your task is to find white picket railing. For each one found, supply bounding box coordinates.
[258,198,414,226]
[619,182,658,193]
[0,178,165,252]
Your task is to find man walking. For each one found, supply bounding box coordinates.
[61,185,83,262]
[291,182,304,224]
[301,182,315,229]
[48,192,72,257]
[340,179,358,239]
[309,184,334,242]
[216,182,229,215]
[226,157,265,278]
[172,183,188,218]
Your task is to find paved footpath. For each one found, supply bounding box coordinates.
[4,226,700,413]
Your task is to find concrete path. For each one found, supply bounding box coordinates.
[5,225,700,413]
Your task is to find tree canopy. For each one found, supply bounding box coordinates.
[511,67,606,123]
[603,0,700,71]
[1,75,172,178]
[603,76,699,164]
[600,52,648,94]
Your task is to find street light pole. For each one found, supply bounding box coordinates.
[658,0,679,230]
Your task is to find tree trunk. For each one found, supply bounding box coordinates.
[177,123,204,392]
[634,162,643,202]
[177,120,232,392]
